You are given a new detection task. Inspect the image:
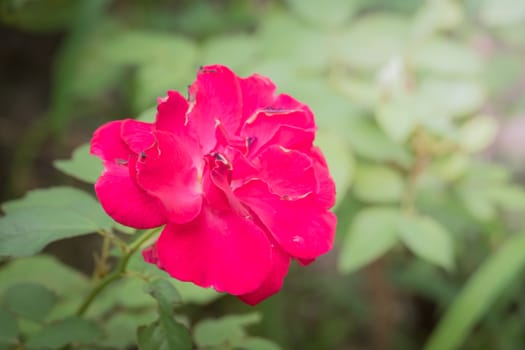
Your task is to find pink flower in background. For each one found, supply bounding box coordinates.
[90,65,336,305]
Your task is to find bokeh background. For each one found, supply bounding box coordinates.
[2,0,525,349]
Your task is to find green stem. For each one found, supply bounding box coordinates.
[76,227,161,317]
[424,231,525,350]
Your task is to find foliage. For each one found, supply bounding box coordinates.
[2,0,525,349]
[0,187,112,257]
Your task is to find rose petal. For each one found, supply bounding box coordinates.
[142,245,159,266]
[135,130,203,224]
[90,120,130,165]
[244,93,315,126]
[155,90,189,133]
[205,155,252,219]
[121,119,155,154]
[256,145,317,199]
[188,65,242,152]
[95,164,167,228]
[297,258,316,266]
[224,146,258,184]
[240,74,276,123]
[235,180,336,259]
[262,125,315,154]
[156,90,204,165]
[152,208,272,295]
[311,147,336,209]
[242,95,316,155]
[238,246,290,305]
[214,122,247,151]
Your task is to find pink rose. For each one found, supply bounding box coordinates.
[90,65,336,304]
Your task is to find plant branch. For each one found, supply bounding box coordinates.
[402,128,430,213]
[75,227,161,317]
[97,228,128,253]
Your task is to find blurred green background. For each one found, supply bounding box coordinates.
[2,0,525,349]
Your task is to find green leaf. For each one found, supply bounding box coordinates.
[458,116,498,153]
[0,187,112,257]
[2,283,56,321]
[484,53,523,94]
[353,165,404,203]
[459,189,496,222]
[99,30,198,113]
[456,171,522,222]
[338,207,400,274]
[16,318,41,341]
[376,93,421,143]
[412,37,482,76]
[133,63,196,113]
[194,313,261,348]
[315,130,354,207]
[336,13,410,70]
[432,153,470,182]
[169,1,240,38]
[26,316,102,349]
[286,0,357,28]
[0,255,89,296]
[97,309,156,349]
[137,276,191,350]
[137,318,192,350]
[0,309,18,344]
[419,79,485,118]
[412,0,463,39]
[0,255,88,322]
[127,253,223,305]
[87,278,156,317]
[346,117,412,166]
[375,91,426,143]
[136,106,157,123]
[54,143,102,183]
[398,215,455,270]
[257,12,330,70]
[237,337,282,350]
[335,76,379,108]
[277,75,354,131]
[171,279,223,306]
[101,30,197,67]
[424,232,525,350]
[146,278,182,312]
[202,34,260,71]
[479,0,525,27]
[488,185,525,211]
